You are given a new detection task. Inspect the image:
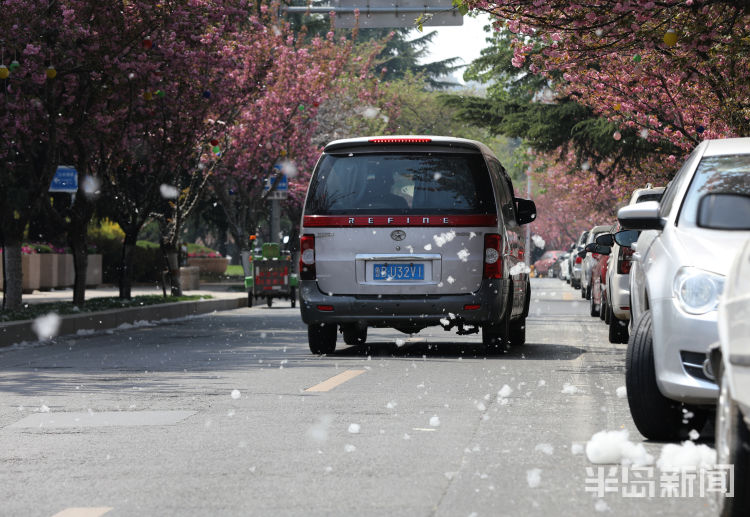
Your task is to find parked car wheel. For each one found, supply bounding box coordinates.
[308,323,337,355]
[604,298,612,325]
[589,291,599,317]
[625,311,685,440]
[342,324,367,346]
[715,363,750,517]
[580,282,586,298]
[585,282,592,300]
[609,313,629,344]
[599,295,607,321]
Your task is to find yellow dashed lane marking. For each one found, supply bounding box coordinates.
[305,369,366,392]
[52,508,112,517]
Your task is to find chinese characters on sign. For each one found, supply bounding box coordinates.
[585,465,734,498]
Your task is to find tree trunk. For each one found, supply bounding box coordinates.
[119,231,137,300]
[161,243,182,297]
[2,241,23,310]
[71,235,88,307]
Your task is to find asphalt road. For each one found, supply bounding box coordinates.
[0,278,717,516]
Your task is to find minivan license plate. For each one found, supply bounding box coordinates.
[373,263,425,281]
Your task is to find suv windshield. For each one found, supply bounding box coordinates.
[679,154,750,225]
[305,152,496,215]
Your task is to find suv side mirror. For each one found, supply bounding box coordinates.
[515,198,537,226]
[617,201,665,230]
[577,249,587,259]
[595,234,615,246]
[697,193,750,230]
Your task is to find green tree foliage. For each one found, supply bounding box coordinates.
[286,2,461,88]
[370,28,461,88]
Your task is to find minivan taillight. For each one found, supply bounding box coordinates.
[575,256,583,264]
[618,246,634,275]
[300,234,316,280]
[483,233,503,278]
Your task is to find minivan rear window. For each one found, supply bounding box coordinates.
[304,152,496,215]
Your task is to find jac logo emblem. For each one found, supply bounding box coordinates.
[390,230,406,241]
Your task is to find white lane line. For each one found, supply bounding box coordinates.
[52,508,113,517]
[305,369,366,392]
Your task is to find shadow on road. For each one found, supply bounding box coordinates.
[334,341,586,361]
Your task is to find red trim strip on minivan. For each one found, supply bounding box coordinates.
[303,215,498,227]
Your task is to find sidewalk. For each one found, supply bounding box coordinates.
[15,282,246,304]
[0,282,252,348]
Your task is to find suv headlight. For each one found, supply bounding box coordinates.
[672,267,725,315]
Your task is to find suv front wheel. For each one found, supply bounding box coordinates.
[308,323,337,355]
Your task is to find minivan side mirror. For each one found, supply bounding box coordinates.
[697,193,750,230]
[595,234,615,246]
[515,198,537,226]
[614,229,640,248]
[577,249,587,258]
[617,201,665,231]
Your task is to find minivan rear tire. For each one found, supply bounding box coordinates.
[342,324,367,346]
[482,321,508,351]
[508,318,526,346]
[308,323,337,355]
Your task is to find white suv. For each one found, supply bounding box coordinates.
[618,137,750,440]
[298,136,536,354]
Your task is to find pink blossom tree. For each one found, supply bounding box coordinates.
[212,26,389,257]
[453,1,749,246]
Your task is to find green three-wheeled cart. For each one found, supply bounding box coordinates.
[244,243,298,308]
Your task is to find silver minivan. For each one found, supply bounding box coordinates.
[298,136,537,354]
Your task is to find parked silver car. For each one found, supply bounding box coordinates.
[709,238,750,516]
[600,187,665,344]
[580,224,611,300]
[618,137,750,440]
[570,230,588,289]
[298,136,536,354]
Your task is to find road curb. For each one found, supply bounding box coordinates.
[0,296,247,348]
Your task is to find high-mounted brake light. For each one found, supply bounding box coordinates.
[368,138,432,144]
[300,234,316,280]
[483,233,503,279]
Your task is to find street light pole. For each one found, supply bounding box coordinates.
[271,198,281,244]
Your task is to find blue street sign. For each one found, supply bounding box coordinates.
[264,171,288,192]
[49,165,78,193]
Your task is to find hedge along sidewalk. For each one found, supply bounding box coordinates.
[0,286,248,348]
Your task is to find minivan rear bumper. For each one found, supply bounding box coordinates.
[299,279,510,328]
